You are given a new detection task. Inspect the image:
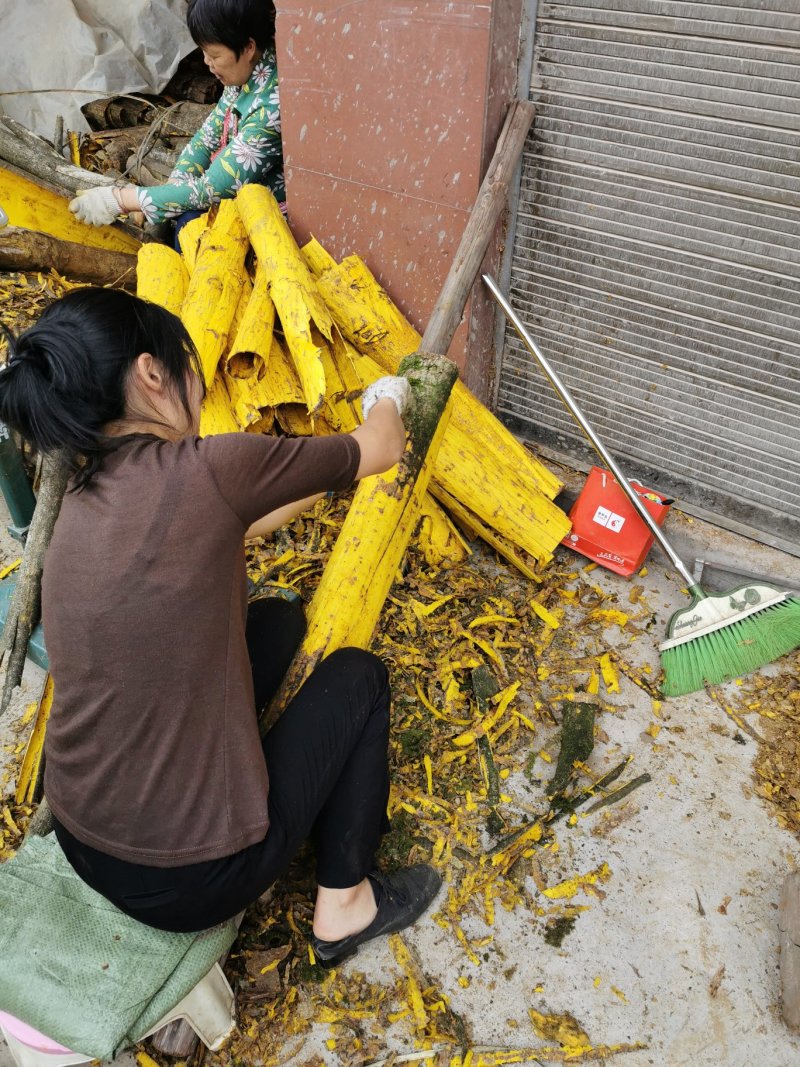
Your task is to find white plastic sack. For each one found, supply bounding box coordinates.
[0,0,196,138]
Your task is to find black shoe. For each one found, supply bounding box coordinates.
[310,863,442,968]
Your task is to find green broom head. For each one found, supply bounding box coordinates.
[660,583,800,697]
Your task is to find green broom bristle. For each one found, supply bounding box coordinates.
[661,596,800,697]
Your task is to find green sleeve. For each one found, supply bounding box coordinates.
[169,98,227,179]
[135,89,283,224]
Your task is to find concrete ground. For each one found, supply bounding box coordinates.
[1,488,799,1067]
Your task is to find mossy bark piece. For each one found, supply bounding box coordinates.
[585,773,651,814]
[549,701,595,799]
[471,665,503,835]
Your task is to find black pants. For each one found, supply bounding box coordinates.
[54,598,391,933]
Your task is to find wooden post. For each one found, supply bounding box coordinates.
[420,99,535,357]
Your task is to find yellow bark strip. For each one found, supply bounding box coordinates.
[529,1009,589,1049]
[0,166,139,253]
[300,235,338,277]
[236,186,331,414]
[177,212,211,273]
[389,934,429,1030]
[230,273,254,341]
[316,255,570,569]
[228,262,275,378]
[181,200,249,387]
[224,375,262,430]
[199,371,240,436]
[258,336,304,408]
[542,862,612,900]
[421,485,541,582]
[275,404,315,437]
[136,244,189,317]
[330,334,366,400]
[15,674,54,805]
[416,492,471,568]
[300,434,442,651]
[443,1045,647,1065]
[316,254,421,373]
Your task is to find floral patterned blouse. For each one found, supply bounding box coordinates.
[136,45,283,224]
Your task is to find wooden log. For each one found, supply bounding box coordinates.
[0,116,116,197]
[420,99,535,356]
[264,352,460,725]
[1,453,70,720]
[781,872,800,1032]
[0,227,137,288]
[0,165,140,254]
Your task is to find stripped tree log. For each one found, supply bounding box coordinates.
[0,118,145,243]
[264,352,459,727]
[0,227,137,288]
[265,99,548,725]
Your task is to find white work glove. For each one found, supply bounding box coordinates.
[360,375,411,421]
[68,186,121,227]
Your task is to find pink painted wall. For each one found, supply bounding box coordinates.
[276,1,523,400]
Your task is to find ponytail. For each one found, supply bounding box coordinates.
[0,288,202,490]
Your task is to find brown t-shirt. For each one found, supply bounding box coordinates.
[42,431,360,867]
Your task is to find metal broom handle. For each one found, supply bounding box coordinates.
[483,274,696,587]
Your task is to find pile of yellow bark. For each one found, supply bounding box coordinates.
[136,186,570,578]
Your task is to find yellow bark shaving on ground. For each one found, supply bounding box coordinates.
[742,651,800,833]
[14,675,53,805]
[173,504,657,1066]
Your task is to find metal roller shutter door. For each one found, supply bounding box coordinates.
[497,0,800,551]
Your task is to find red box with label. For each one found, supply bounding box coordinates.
[562,466,672,577]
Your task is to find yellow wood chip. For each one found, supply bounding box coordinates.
[599,653,620,693]
[543,862,612,900]
[530,599,560,629]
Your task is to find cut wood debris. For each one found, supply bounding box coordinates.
[4,186,799,1067]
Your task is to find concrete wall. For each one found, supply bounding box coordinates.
[276,0,523,401]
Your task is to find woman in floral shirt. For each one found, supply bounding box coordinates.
[69,0,284,229]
